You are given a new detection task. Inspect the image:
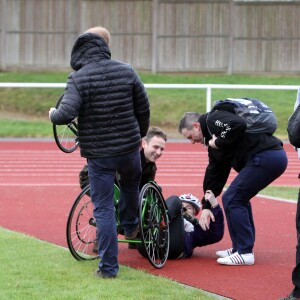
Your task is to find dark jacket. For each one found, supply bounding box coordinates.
[139,148,157,189]
[50,33,150,158]
[200,110,284,199]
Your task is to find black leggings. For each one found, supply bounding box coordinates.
[166,195,185,259]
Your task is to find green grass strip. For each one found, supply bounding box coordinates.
[0,227,216,300]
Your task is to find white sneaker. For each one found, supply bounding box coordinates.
[217,252,255,266]
[216,248,234,258]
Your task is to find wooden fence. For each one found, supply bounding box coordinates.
[1,0,300,74]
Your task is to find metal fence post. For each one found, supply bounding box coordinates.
[206,86,212,112]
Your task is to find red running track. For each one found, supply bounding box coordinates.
[0,140,299,300]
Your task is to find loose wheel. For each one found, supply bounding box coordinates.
[138,182,169,268]
[53,95,79,153]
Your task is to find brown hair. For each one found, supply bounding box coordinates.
[85,26,111,47]
[144,127,167,142]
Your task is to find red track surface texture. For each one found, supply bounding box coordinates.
[0,140,299,300]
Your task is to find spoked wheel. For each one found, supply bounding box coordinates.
[138,182,169,269]
[66,184,120,261]
[53,95,79,153]
[66,185,99,260]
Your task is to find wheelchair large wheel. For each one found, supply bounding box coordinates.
[138,182,169,269]
[53,95,79,153]
[66,184,121,261]
[66,185,98,260]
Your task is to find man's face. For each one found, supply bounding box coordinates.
[182,202,195,217]
[142,136,166,163]
[181,122,204,144]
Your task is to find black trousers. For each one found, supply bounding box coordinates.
[291,189,300,297]
[165,195,185,259]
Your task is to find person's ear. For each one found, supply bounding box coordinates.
[141,139,147,149]
[192,122,200,130]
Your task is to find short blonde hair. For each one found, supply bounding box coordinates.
[85,26,111,46]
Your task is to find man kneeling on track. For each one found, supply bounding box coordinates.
[166,191,224,259]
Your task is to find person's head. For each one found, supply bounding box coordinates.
[142,127,167,163]
[178,112,204,145]
[85,26,111,47]
[179,193,201,216]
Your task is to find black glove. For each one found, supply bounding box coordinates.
[182,208,199,226]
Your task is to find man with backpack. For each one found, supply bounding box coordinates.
[178,99,288,266]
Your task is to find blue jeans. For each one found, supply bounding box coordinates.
[88,149,141,276]
[222,149,288,254]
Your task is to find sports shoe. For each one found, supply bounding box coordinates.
[93,269,117,279]
[279,293,300,300]
[216,248,234,258]
[125,225,139,240]
[217,252,255,266]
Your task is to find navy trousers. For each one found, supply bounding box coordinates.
[291,188,300,297]
[222,149,288,254]
[88,149,141,277]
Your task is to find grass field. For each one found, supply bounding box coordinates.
[0,71,300,139]
[0,227,216,300]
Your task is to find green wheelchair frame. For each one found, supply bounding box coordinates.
[66,181,170,268]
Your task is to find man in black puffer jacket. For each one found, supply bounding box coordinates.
[49,26,150,279]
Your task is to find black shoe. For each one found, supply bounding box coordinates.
[125,225,139,240]
[128,242,137,249]
[93,269,117,279]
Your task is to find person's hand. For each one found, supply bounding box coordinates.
[199,209,215,231]
[208,134,219,149]
[204,190,218,207]
[183,218,194,233]
[49,107,56,120]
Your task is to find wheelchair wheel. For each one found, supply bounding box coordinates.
[138,182,169,269]
[53,95,79,153]
[66,184,121,261]
[66,185,98,260]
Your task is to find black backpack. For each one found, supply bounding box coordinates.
[211,97,278,134]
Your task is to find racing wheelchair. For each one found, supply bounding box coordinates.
[53,95,170,268]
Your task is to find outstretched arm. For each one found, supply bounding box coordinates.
[199,190,218,231]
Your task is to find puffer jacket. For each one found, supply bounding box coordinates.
[50,33,150,158]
